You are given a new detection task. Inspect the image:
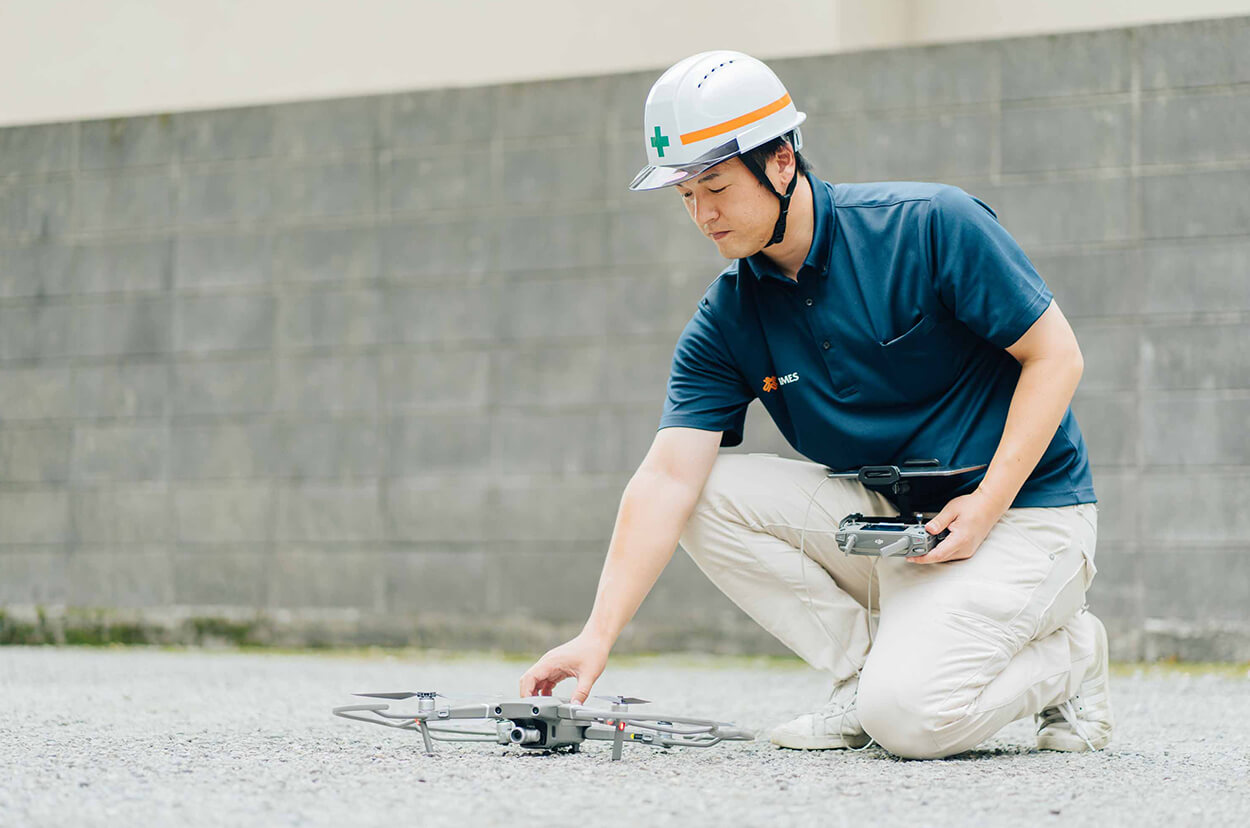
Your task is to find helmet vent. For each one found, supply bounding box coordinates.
[697,60,735,88]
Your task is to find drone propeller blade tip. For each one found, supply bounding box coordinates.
[594,694,651,705]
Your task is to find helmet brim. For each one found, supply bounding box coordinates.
[627,137,742,191]
[628,162,719,191]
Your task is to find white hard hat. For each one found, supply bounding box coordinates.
[628,50,806,192]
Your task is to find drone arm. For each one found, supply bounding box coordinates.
[567,708,723,736]
[333,704,498,741]
[333,704,416,729]
[620,718,717,736]
[437,704,493,720]
[583,724,656,745]
[582,725,726,749]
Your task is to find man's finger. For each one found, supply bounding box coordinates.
[572,674,596,705]
[926,508,956,535]
[909,536,957,564]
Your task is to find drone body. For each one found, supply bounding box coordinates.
[333,692,752,761]
[493,698,591,753]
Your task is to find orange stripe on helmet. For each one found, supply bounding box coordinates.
[679,93,792,145]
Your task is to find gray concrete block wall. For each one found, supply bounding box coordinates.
[1,16,1248,659]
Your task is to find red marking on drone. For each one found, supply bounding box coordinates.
[617,720,626,731]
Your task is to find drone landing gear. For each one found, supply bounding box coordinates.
[417,720,434,755]
[612,724,625,761]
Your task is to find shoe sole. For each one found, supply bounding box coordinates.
[770,732,872,750]
[1037,729,1111,752]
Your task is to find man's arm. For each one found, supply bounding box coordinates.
[518,426,722,701]
[910,300,1084,564]
[979,300,1085,509]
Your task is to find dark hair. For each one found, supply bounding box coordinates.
[740,133,813,177]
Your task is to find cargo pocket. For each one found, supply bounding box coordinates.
[998,506,1091,643]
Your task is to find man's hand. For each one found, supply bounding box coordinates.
[907,488,1008,565]
[518,633,611,704]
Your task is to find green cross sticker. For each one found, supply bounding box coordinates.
[650,126,670,158]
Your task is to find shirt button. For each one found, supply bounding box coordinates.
[804,298,813,307]
[822,341,831,350]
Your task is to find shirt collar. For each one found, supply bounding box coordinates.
[742,171,834,285]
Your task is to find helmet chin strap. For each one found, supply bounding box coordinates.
[764,168,799,248]
[740,145,800,248]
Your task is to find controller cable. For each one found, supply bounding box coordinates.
[796,474,881,753]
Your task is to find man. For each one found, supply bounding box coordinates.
[519,50,1112,759]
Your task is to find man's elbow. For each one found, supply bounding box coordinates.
[1040,345,1084,388]
[625,461,708,522]
[626,463,694,502]
[1017,342,1084,390]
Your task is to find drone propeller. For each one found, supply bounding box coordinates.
[354,691,441,701]
[593,695,651,706]
[354,690,507,705]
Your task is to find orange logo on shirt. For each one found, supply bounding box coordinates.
[762,373,801,392]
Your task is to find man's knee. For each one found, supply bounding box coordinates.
[679,454,755,559]
[856,668,953,760]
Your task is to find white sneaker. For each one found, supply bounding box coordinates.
[770,673,871,750]
[1036,611,1114,752]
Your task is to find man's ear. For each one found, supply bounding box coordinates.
[768,142,796,190]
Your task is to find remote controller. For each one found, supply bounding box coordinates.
[835,513,949,558]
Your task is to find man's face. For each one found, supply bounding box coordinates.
[674,156,782,259]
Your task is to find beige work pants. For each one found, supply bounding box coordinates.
[679,453,1101,759]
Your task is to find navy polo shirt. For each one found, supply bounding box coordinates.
[658,172,1096,510]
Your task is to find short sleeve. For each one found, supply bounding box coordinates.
[658,300,755,447]
[926,186,1053,349]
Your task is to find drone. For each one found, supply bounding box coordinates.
[333,691,754,761]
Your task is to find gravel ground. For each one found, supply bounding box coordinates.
[1,647,1247,827]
